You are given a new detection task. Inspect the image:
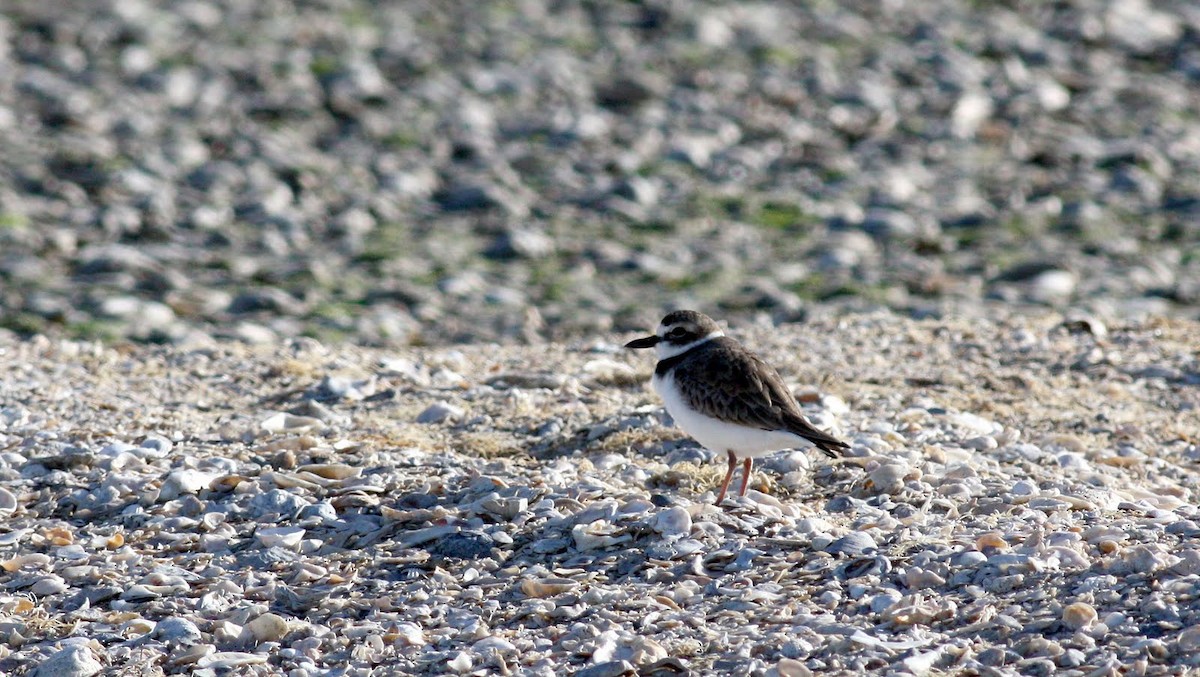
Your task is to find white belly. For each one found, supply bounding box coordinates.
[652,371,812,458]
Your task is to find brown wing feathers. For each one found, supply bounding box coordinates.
[672,338,849,457]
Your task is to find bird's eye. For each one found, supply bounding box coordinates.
[667,327,687,338]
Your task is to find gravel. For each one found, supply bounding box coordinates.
[0,0,1198,346]
[3,2,1200,674]
[1,313,1199,674]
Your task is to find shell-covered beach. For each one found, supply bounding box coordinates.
[2,0,1200,674]
[2,313,1198,675]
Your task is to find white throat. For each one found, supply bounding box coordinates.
[655,330,724,359]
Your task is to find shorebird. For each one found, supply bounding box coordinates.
[626,310,848,504]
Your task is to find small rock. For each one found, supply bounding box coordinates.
[827,532,878,556]
[445,651,473,673]
[429,531,494,559]
[963,436,998,450]
[1063,602,1098,630]
[32,645,102,677]
[159,469,217,502]
[416,401,465,424]
[434,184,500,212]
[1030,269,1077,303]
[1177,625,1200,653]
[870,589,903,613]
[595,75,659,109]
[866,463,908,494]
[153,617,203,645]
[775,657,813,677]
[246,612,288,642]
[651,507,692,538]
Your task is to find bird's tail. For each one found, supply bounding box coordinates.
[785,412,850,458]
[811,436,849,459]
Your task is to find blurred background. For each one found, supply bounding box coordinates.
[0,0,1197,346]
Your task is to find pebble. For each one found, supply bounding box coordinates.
[429,531,495,559]
[153,617,203,645]
[827,532,877,556]
[1063,602,1098,630]
[260,413,326,434]
[32,645,102,677]
[158,469,217,501]
[246,613,289,642]
[445,651,473,673]
[870,589,904,613]
[774,657,813,677]
[416,401,465,424]
[1177,625,1200,653]
[651,507,692,538]
[866,463,908,494]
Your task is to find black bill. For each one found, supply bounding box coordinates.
[624,335,660,349]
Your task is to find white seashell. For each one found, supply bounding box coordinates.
[0,488,17,514]
[866,462,909,494]
[30,576,69,596]
[416,401,465,424]
[159,469,218,502]
[0,529,29,546]
[297,463,360,480]
[902,567,946,589]
[195,652,268,669]
[2,553,52,571]
[472,636,517,654]
[121,585,161,601]
[951,412,997,436]
[260,412,326,434]
[389,622,426,647]
[292,562,327,584]
[121,618,156,636]
[571,521,631,551]
[651,507,692,538]
[256,526,305,550]
[139,435,173,457]
[445,651,472,673]
[261,471,321,490]
[519,577,577,598]
[480,496,528,520]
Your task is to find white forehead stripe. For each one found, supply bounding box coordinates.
[654,328,726,359]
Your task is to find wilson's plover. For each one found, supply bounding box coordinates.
[626,310,848,504]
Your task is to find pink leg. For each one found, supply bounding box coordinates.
[715,451,737,504]
[739,457,753,496]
